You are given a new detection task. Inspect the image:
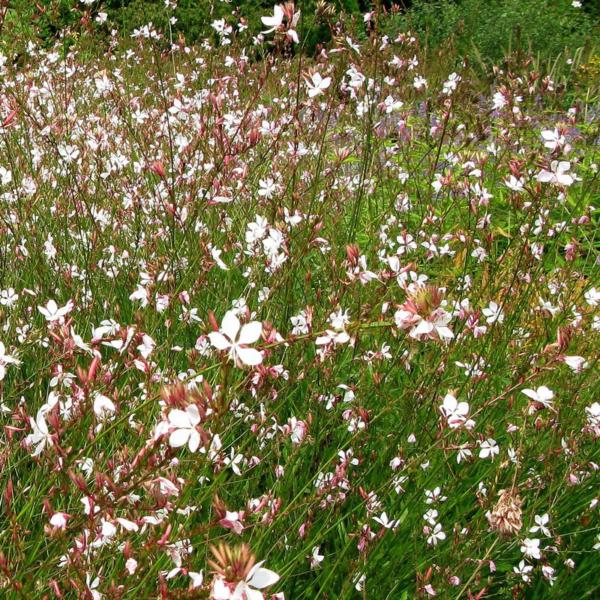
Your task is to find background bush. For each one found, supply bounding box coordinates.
[387,0,597,68]
[2,0,599,68]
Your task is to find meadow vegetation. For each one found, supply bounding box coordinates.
[0,1,598,598]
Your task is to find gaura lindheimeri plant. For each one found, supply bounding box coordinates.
[0,2,598,599]
[208,310,263,367]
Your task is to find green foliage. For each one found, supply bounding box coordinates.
[3,1,598,67]
[385,0,598,67]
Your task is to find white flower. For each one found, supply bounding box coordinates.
[536,161,574,186]
[25,407,52,456]
[0,342,20,380]
[305,72,332,98]
[85,573,102,600]
[514,560,534,582]
[310,546,324,569]
[541,129,565,152]
[125,558,138,575]
[530,513,551,537]
[542,564,555,585]
[167,405,201,452]
[521,538,541,560]
[423,509,438,526]
[440,394,474,429]
[0,287,18,307]
[38,299,74,322]
[562,355,588,372]
[93,394,116,419]
[479,438,499,460]
[208,311,263,367]
[373,512,399,529]
[522,386,554,409]
[213,560,280,600]
[223,448,244,476]
[505,175,525,192]
[427,523,446,546]
[189,571,203,588]
[261,4,284,32]
[482,301,504,324]
[584,287,600,307]
[50,512,69,529]
[585,402,600,429]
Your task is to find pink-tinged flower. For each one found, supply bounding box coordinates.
[440,394,475,429]
[208,311,263,367]
[219,511,245,535]
[125,558,138,575]
[305,72,332,98]
[536,161,574,186]
[562,355,588,372]
[38,299,74,323]
[167,405,202,452]
[309,546,324,569]
[49,512,70,530]
[394,286,454,341]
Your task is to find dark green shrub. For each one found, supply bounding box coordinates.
[385,0,598,68]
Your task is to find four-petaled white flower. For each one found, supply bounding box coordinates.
[305,72,332,98]
[479,438,499,460]
[530,513,551,537]
[208,311,263,367]
[373,512,399,529]
[426,523,446,546]
[520,537,541,560]
[38,299,74,322]
[482,301,504,324]
[0,342,20,381]
[25,407,53,456]
[514,560,534,582]
[522,386,554,409]
[440,394,475,429]
[212,560,279,600]
[261,4,284,33]
[167,405,202,452]
[536,161,574,186]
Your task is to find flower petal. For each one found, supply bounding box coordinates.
[248,566,280,589]
[169,428,190,448]
[208,332,230,351]
[238,321,262,345]
[221,310,240,341]
[237,346,263,366]
[168,409,190,428]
